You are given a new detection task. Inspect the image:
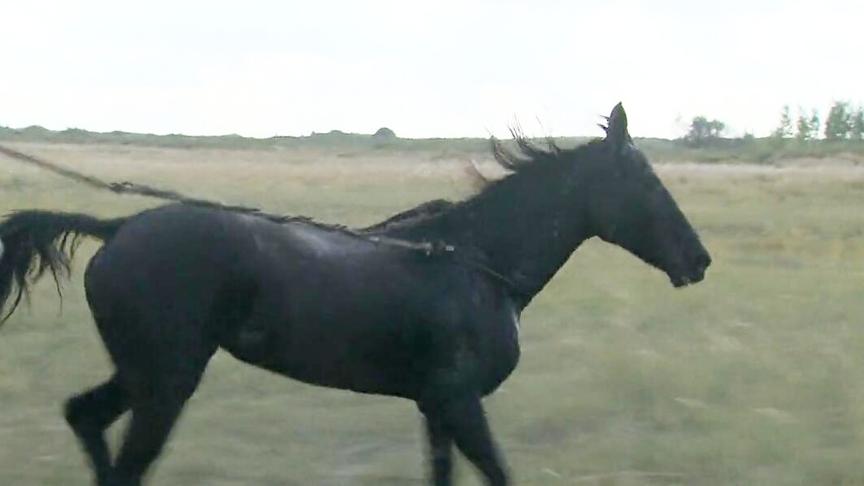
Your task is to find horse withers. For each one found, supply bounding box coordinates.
[0,103,709,485]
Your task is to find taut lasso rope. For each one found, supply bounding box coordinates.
[0,143,524,295]
[0,144,252,209]
[0,143,445,246]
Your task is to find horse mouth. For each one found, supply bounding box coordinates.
[669,268,707,288]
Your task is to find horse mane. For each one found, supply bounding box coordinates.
[360,134,604,236]
[489,130,564,172]
[358,136,553,235]
[361,199,455,233]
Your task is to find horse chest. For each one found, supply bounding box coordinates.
[475,311,522,396]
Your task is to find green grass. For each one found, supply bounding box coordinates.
[1,142,863,485]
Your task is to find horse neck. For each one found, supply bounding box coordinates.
[409,175,594,307]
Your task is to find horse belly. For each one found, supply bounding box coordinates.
[220,245,452,397]
[220,300,421,397]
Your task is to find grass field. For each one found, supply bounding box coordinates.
[1,141,863,485]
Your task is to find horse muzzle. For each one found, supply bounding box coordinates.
[669,252,711,288]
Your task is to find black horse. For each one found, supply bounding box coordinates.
[0,104,710,485]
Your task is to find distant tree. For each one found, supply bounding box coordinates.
[825,101,852,140]
[795,111,810,141]
[795,108,820,141]
[773,105,793,139]
[684,116,725,147]
[850,106,864,140]
[373,127,397,139]
[808,110,821,140]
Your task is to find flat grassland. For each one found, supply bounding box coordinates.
[1,142,863,485]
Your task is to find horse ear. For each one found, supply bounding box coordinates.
[604,102,631,149]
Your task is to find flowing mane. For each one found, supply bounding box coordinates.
[361,199,455,233]
[367,134,605,238]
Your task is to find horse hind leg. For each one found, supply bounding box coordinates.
[77,308,216,485]
[109,385,193,485]
[64,375,130,484]
[105,342,215,486]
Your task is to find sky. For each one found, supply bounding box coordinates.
[1,0,861,139]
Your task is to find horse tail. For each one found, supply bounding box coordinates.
[0,210,127,323]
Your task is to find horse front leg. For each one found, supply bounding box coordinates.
[418,390,508,486]
[418,402,454,485]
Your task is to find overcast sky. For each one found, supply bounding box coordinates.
[1,0,861,139]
